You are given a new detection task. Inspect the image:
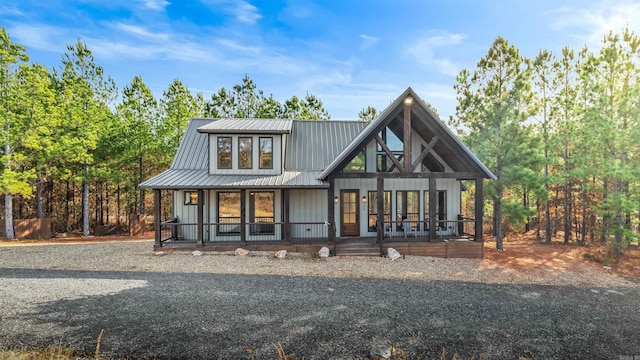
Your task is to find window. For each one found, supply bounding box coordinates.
[396,191,419,229]
[259,137,273,169]
[184,191,198,205]
[250,192,275,234]
[217,137,232,169]
[217,192,241,234]
[238,137,252,169]
[424,190,447,230]
[344,149,366,172]
[376,128,403,172]
[368,191,391,232]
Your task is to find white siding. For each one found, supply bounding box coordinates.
[333,178,460,237]
[289,189,328,238]
[209,134,282,175]
[174,190,206,240]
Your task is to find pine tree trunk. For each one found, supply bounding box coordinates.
[36,179,43,219]
[117,182,121,226]
[82,163,90,237]
[581,179,587,245]
[139,156,144,215]
[601,178,608,244]
[65,180,70,232]
[4,193,15,239]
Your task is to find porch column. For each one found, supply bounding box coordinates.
[475,178,484,241]
[327,180,336,250]
[429,177,437,241]
[154,189,161,247]
[403,101,412,172]
[197,189,204,246]
[376,177,384,244]
[283,189,291,244]
[240,190,247,245]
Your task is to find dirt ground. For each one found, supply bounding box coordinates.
[3,231,640,281]
[484,232,640,281]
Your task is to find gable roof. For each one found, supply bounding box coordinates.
[318,87,496,180]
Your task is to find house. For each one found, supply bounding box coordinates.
[139,88,495,258]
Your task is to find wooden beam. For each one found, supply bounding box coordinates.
[410,136,439,172]
[377,177,384,245]
[154,189,161,247]
[475,178,484,241]
[333,171,485,179]
[374,134,404,172]
[197,189,204,246]
[327,181,336,251]
[403,106,411,172]
[240,190,246,245]
[283,189,290,244]
[429,178,437,241]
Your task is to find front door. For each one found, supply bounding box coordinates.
[340,190,359,236]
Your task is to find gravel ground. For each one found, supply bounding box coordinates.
[1,240,639,359]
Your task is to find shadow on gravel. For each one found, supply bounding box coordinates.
[1,268,640,359]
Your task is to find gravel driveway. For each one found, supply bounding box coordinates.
[1,241,639,359]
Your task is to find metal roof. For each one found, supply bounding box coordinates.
[171,118,211,170]
[318,87,496,180]
[197,118,293,134]
[140,169,327,189]
[285,120,367,171]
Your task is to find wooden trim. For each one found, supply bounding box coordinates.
[429,178,437,241]
[403,106,411,172]
[154,189,161,247]
[374,134,404,171]
[328,181,336,248]
[475,178,484,241]
[334,171,484,179]
[240,190,246,244]
[377,177,384,244]
[283,189,291,243]
[410,136,439,172]
[197,189,204,246]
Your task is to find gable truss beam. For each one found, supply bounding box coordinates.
[374,134,405,172]
[410,136,439,172]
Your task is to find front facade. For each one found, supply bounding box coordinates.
[140,88,495,258]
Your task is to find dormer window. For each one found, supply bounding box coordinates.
[238,137,252,169]
[259,137,273,169]
[217,137,232,169]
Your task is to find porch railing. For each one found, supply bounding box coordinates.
[382,216,475,239]
[158,221,331,244]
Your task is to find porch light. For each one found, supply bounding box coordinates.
[404,96,413,105]
[334,196,339,204]
[362,196,367,203]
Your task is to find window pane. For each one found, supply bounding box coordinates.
[250,192,275,234]
[344,149,365,172]
[185,191,198,205]
[217,137,232,169]
[259,137,273,169]
[238,137,252,169]
[218,192,241,234]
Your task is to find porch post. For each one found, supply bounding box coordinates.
[429,177,437,241]
[376,177,384,245]
[197,189,204,246]
[475,178,484,241]
[403,102,412,172]
[283,189,290,244]
[154,189,161,247]
[240,190,247,245]
[327,180,336,250]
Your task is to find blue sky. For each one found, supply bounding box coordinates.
[2,0,639,119]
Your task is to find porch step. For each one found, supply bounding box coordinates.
[335,242,381,257]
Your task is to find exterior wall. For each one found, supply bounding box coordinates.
[174,189,282,241]
[208,134,282,175]
[333,178,460,237]
[289,189,328,238]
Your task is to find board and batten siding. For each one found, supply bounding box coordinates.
[333,178,460,237]
[289,189,328,238]
[173,190,206,241]
[208,134,282,175]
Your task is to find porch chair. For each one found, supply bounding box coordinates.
[402,218,417,238]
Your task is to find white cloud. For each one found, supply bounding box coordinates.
[111,23,169,40]
[203,0,262,24]
[359,34,379,49]
[549,1,640,49]
[9,23,64,52]
[141,0,170,11]
[0,5,24,16]
[407,31,466,77]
